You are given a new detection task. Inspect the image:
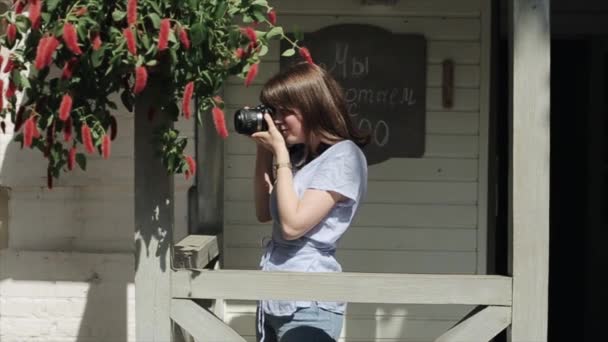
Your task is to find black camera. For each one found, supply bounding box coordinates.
[234,104,274,135]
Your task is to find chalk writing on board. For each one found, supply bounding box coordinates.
[281,24,427,164]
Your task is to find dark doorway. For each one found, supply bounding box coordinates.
[493,37,608,341]
[549,39,590,341]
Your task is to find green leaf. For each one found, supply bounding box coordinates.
[201,71,213,87]
[266,27,283,39]
[76,153,87,171]
[148,1,162,15]
[11,71,23,88]
[76,22,87,41]
[19,76,31,89]
[294,28,304,42]
[141,33,151,50]
[253,11,267,23]
[281,48,295,57]
[146,59,158,66]
[190,23,207,46]
[112,10,126,22]
[214,2,228,19]
[148,13,161,29]
[188,0,199,9]
[46,0,60,11]
[121,90,133,111]
[91,47,105,68]
[41,12,51,24]
[252,0,268,6]
[258,45,269,57]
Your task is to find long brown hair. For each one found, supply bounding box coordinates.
[260,62,369,163]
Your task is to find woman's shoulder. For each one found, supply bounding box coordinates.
[322,140,367,165]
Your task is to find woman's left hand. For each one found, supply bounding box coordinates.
[251,114,288,157]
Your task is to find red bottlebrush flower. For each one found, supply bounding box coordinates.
[29,0,42,30]
[6,79,17,99]
[92,33,102,51]
[268,10,277,25]
[177,26,190,50]
[59,94,73,121]
[127,0,138,26]
[0,121,5,134]
[241,27,257,43]
[47,167,53,189]
[23,116,36,148]
[7,24,17,45]
[36,36,59,70]
[133,66,147,94]
[15,0,25,14]
[63,22,82,55]
[185,155,196,176]
[45,37,60,65]
[74,6,87,16]
[32,117,41,138]
[244,63,259,87]
[101,134,111,159]
[3,58,14,73]
[81,124,95,154]
[109,115,117,140]
[212,107,229,139]
[14,107,24,132]
[299,47,314,65]
[123,28,137,55]
[235,48,245,59]
[157,19,171,51]
[182,81,194,119]
[63,117,73,142]
[68,147,76,170]
[61,58,78,79]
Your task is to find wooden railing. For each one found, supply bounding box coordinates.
[170,235,513,342]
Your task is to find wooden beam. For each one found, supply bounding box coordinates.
[435,306,511,342]
[509,0,550,341]
[173,235,219,269]
[171,299,245,342]
[135,79,174,341]
[172,270,513,305]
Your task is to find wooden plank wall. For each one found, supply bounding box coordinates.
[221,0,488,340]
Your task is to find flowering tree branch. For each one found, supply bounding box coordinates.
[0,0,314,189]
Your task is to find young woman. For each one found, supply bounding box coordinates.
[250,62,369,342]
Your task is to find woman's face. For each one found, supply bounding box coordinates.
[274,108,305,145]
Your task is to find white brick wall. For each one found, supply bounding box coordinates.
[0,46,196,339]
[0,250,136,342]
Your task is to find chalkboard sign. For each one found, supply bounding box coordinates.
[280,24,427,164]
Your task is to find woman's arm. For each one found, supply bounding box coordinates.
[253,145,274,222]
[274,149,344,240]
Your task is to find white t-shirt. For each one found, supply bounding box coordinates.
[259,139,368,316]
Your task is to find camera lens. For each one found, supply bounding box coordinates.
[234,105,273,135]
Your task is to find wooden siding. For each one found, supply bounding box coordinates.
[221,0,487,340]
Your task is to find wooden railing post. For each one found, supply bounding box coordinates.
[508,0,550,340]
[135,77,174,341]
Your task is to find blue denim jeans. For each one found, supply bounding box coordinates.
[256,303,344,342]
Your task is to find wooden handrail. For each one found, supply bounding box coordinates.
[172,269,512,306]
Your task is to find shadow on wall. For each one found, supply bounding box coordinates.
[0,70,132,342]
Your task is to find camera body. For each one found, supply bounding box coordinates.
[233,104,274,135]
